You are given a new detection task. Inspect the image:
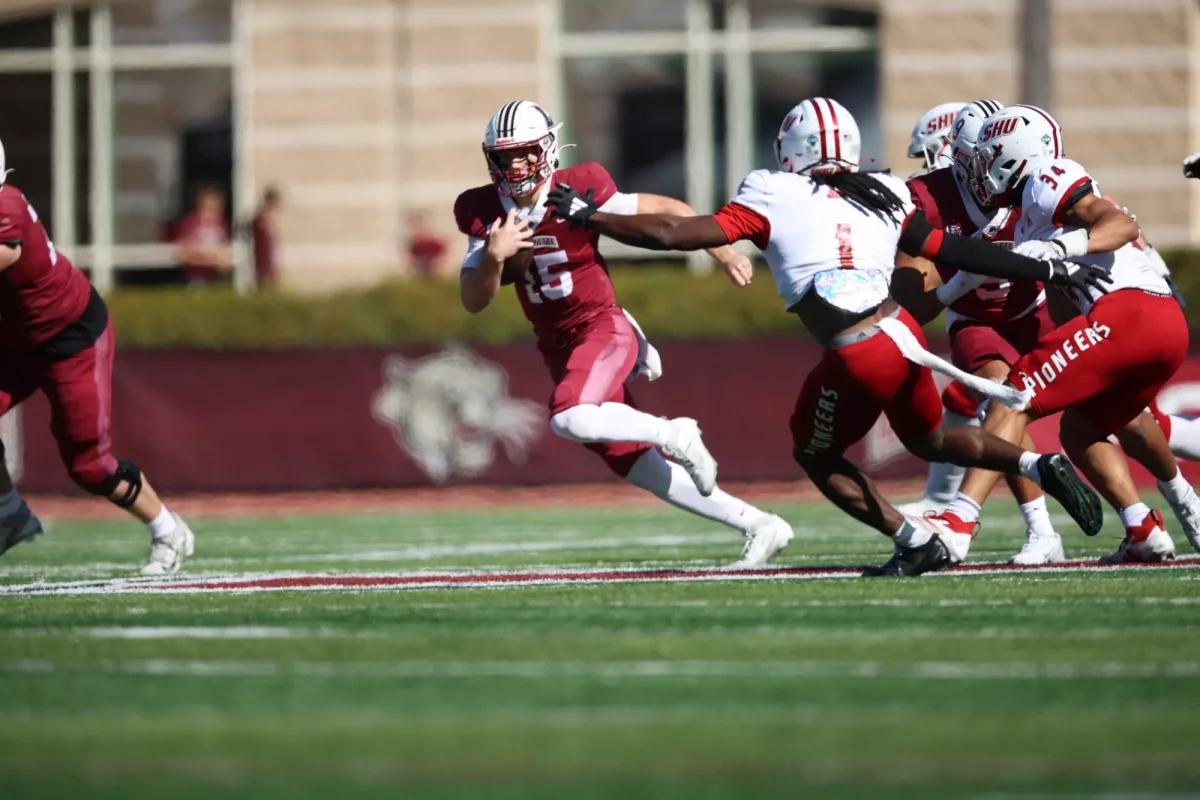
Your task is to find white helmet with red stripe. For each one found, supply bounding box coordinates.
[907,102,967,175]
[775,97,861,176]
[946,98,1005,182]
[483,100,565,198]
[968,104,1064,207]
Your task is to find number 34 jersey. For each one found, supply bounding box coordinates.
[454,162,636,342]
[1015,158,1169,312]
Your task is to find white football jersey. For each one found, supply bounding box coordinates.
[1015,158,1168,311]
[729,169,914,311]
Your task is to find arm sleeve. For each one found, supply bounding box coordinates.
[461,235,487,270]
[899,210,1051,282]
[597,191,639,216]
[712,202,770,250]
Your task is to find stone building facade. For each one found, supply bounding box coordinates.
[2,0,1198,291]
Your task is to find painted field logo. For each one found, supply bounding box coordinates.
[371,346,543,483]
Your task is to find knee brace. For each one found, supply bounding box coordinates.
[93,459,143,509]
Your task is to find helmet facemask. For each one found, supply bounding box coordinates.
[484,130,559,198]
[968,145,1013,207]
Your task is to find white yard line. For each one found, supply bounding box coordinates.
[4,624,1189,640]
[1,658,1196,681]
[2,558,1197,597]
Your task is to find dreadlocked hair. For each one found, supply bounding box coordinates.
[810,170,908,223]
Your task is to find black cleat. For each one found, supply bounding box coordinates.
[1036,454,1103,536]
[0,501,44,559]
[862,535,952,577]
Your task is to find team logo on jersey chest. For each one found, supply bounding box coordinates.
[946,224,962,235]
[533,236,559,249]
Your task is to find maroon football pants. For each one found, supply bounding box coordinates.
[0,321,118,490]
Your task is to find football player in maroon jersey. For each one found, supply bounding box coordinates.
[0,141,194,574]
[454,101,794,568]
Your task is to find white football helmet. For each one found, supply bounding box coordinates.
[482,100,565,198]
[0,137,9,185]
[969,105,1063,207]
[775,97,861,176]
[907,102,967,175]
[946,99,1005,183]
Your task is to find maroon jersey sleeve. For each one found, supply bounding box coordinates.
[559,162,618,207]
[0,202,23,245]
[453,185,503,239]
[0,186,92,350]
[906,173,946,229]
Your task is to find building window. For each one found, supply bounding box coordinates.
[0,3,239,291]
[556,0,879,264]
[113,0,232,47]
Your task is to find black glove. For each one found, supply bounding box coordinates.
[545,183,598,227]
[1184,153,1200,180]
[1047,260,1113,295]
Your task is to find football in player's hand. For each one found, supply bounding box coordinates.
[501,249,533,285]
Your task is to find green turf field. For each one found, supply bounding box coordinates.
[1,497,1198,798]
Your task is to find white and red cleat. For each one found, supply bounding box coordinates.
[1099,509,1176,564]
[915,511,977,565]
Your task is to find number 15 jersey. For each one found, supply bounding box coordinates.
[454,162,638,342]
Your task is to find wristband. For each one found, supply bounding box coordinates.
[1051,228,1089,259]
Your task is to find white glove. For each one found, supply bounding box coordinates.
[1013,240,1063,261]
[935,270,991,305]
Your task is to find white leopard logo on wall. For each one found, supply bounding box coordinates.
[371,345,543,483]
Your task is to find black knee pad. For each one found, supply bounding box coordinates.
[96,459,143,509]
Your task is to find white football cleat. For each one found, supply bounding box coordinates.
[732,514,795,569]
[896,497,949,518]
[1161,485,1200,555]
[1010,529,1066,565]
[1099,509,1176,564]
[662,418,717,497]
[911,511,975,565]
[140,514,195,576]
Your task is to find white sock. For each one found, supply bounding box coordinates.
[1017,452,1043,486]
[0,488,24,519]
[1018,496,1055,537]
[148,506,177,539]
[1157,468,1195,506]
[892,518,933,548]
[921,413,975,502]
[550,403,672,447]
[945,492,982,523]
[626,449,769,533]
[1167,414,1200,461]
[1119,502,1151,530]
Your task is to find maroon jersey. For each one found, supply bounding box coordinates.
[455,162,620,341]
[907,167,1041,325]
[0,185,92,351]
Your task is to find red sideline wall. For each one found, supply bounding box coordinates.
[13,339,1200,493]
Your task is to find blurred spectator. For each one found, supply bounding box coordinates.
[250,186,282,289]
[175,184,233,286]
[407,211,448,278]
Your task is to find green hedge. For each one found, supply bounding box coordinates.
[107,250,1200,349]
